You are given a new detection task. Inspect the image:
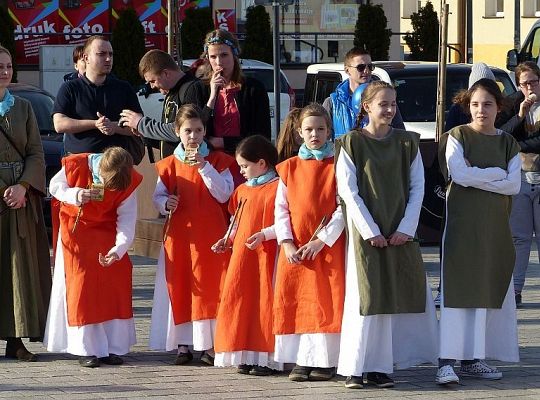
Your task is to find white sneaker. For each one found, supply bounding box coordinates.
[434,292,441,307]
[436,365,459,385]
[459,360,502,380]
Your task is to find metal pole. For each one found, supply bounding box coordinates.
[435,1,449,142]
[273,2,281,141]
[167,0,173,56]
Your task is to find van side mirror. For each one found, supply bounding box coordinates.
[507,49,518,71]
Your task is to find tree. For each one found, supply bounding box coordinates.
[181,7,214,59]
[242,5,272,63]
[354,3,391,61]
[404,1,439,61]
[111,8,146,87]
[0,5,17,82]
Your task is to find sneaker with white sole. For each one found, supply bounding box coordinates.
[459,360,502,380]
[436,365,459,385]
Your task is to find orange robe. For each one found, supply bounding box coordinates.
[156,152,234,325]
[273,157,345,334]
[214,180,278,353]
[59,153,142,327]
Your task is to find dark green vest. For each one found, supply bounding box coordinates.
[337,129,426,316]
[442,125,520,308]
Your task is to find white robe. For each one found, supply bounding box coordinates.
[149,163,233,351]
[44,164,137,358]
[273,175,345,368]
[336,148,439,376]
[439,134,521,362]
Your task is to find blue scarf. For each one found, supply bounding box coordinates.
[173,141,210,162]
[246,169,277,187]
[0,90,15,117]
[298,142,334,160]
[88,153,103,184]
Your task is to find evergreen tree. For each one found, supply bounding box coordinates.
[0,5,17,82]
[242,5,272,63]
[404,1,439,61]
[111,8,145,87]
[181,7,214,59]
[354,3,391,61]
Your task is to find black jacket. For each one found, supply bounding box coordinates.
[498,91,540,153]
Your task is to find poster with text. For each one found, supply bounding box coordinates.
[58,0,110,45]
[9,0,60,65]
[214,9,236,32]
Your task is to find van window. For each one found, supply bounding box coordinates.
[522,27,540,64]
[242,70,290,93]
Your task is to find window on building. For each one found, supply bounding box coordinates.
[485,0,504,17]
[402,0,419,18]
[536,0,540,17]
[522,0,540,17]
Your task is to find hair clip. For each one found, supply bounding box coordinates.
[204,36,240,56]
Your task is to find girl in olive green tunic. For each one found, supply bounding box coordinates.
[437,79,521,385]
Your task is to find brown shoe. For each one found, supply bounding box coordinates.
[5,338,38,362]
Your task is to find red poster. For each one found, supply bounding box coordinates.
[111,0,167,50]
[178,0,210,22]
[214,9,236,33]
[9,1,60,65]
[58,0,110,45]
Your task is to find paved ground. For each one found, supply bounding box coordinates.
[2,248,540,399]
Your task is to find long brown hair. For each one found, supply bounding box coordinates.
[276,108,301,162]
[200,29,243,86]
[453,78,504,114]
[100,147,133,191]
[355,81,395,128]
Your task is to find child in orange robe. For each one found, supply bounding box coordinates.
[150,104,234,365]
[273,104,346,381]
[45,147,142,368]
[212,135,282,376]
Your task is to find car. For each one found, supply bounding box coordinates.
[8,83,63,231]
[303,61,517,140]
[137,59,295,142]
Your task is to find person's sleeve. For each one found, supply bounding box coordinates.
[198,162,234,203]
[52,81,74,117]
[316,199,345,247]
[137,118,178,142]
[396,150,424,236]
[391,105,406,130]
[500,115,526,139]
[475,154,522,195]
[109,190,138,259]
[49,166,81,205]
[336,150,381,240]
[274,178,294,243]
[261,225,277,241]
[152,177,169,215]
[184,80,206,110]
[446,134,508,187]
[124,83,143,114]
[322,96,332,114]
[517,134,540,153]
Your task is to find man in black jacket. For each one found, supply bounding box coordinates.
[119,49,206,158]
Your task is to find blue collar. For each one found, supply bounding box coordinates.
[298,142,334,160]
[173,141,210,162]
[88,153,103,184]
[246,169,277,187]
[0,90,15,117]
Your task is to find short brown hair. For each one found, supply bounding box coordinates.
[174,104,204,135]
[72,45,84,63]
[354,81,395,127]
[83,35,109,55]
[344,47,371,65]
[515,61,540,87]
[100,147,133,191]
[138,49,179,78]
[298,103,332,131]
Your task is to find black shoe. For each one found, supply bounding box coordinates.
[5,338,38,362]
[344,375,364,389]
[79,356,100,368]
[200,351,214,366]
[366,372,394,388]
[237,364,252,374]
[309,367,335,381]
[289,365,312,381]
[174,351,193,365]
[99,354,124,365]
[249,365,274,376]
[515,292,522,308]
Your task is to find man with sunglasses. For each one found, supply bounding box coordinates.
[322,48,404,139]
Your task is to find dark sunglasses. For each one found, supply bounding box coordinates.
[348,63,374,72]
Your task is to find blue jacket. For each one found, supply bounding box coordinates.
[330,79,356,139]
